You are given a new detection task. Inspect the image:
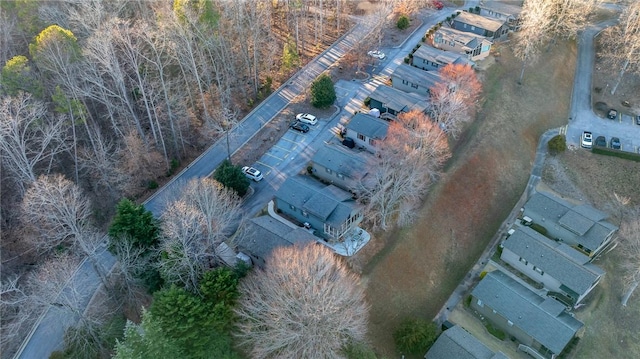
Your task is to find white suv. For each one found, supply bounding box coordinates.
[581,131,592,148]
[242,166,263,181]
[296,113,317,125]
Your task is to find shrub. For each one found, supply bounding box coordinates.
[364,97,371,107]
[404,57,410,63]
[213,159,250,196]
[485,322,506,340]
[397,15,410,30]
[529,223,548,236]
[393,319,438,354]
[342,341,378,359]
[479,271,487,279]
[147,180,159,189]
[310,73,336,108]
[548,134,567,155]
[464,295,472,308]
[592,146,640,162]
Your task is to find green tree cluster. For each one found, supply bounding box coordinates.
[393,319,438,355]
[310,73,336,108]
[114,267,243,359]
[548,134,567,155]
[108,199,163,291]
[397,15,410,30]
[213,159,250,197]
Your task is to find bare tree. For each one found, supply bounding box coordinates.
[158,178,244,290]
[514,0,554,83]
[21,174,92,252]
[109,237,151,318]
[429,64,482,138]
[600,2,640,95]
[620,215,640,306]
[516,0,601,84]
[358,111,449,230]
[0,93,69,193]
[234,244,369,359]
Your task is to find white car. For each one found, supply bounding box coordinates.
[295,113,318,125]
[581,131,592,148]
[367,50,386,59]
[242,166,263,181]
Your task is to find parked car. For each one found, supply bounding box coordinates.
[289,121,310,133]
[581,131,593,148]
[607,109,618,120]
[636,115,640,125]
[594,135,606,147]
[367,50,386,59]
[296,113,318,125]
[242,166,263,181]
[610,137,621,150]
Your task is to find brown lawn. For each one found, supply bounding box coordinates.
[357,38,578,357]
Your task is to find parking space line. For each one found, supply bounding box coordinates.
[280,136,299,145]
[264,152,284,161]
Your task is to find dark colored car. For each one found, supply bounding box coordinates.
[607,109,618,120]
[636,115,640,125]
[289,121,309,133]
[594,136,606,147]
[610,137,621,150]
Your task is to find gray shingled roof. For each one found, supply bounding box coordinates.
[523,192,618,252]
[392,64,443,90]
[236,216,315,263]
[311,144,368,181]
[480,2,522,17]
[274,176,361,226]
[413,45,471,67]
[471,271,583,354]
[368,85,430,113]
[425,325,509,359]
[435,27,492,49]
[345,113,389,139]
[454,11,505,32]
[503,227,604,297]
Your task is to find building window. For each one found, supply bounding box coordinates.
[357,133,366,141]
[411,83,419,89]
[471,25,475,30]
[402,79,409,85]
[369,138,376,146]
[519,257,528,265]
[337,173,344,179]
[463,23,467,28]
[507,320,514,327]
[477,299,483,307]
[534,267,544,275]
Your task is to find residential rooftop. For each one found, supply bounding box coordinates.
[425,325,510,359]
[274,176,359,227]
[471,271,584,355]
[345,113,389,140]
[454,11,505,32]
[312,143,369,180]
[503,226,604,297]
[523,191,617,252]
[392,64,443,90]
[434,26,492,50]
[368,85,430,113]
[413,45,471,67]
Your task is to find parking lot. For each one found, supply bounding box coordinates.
[567,111,640,153]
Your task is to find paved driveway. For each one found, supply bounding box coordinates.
[566,19,640,153]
